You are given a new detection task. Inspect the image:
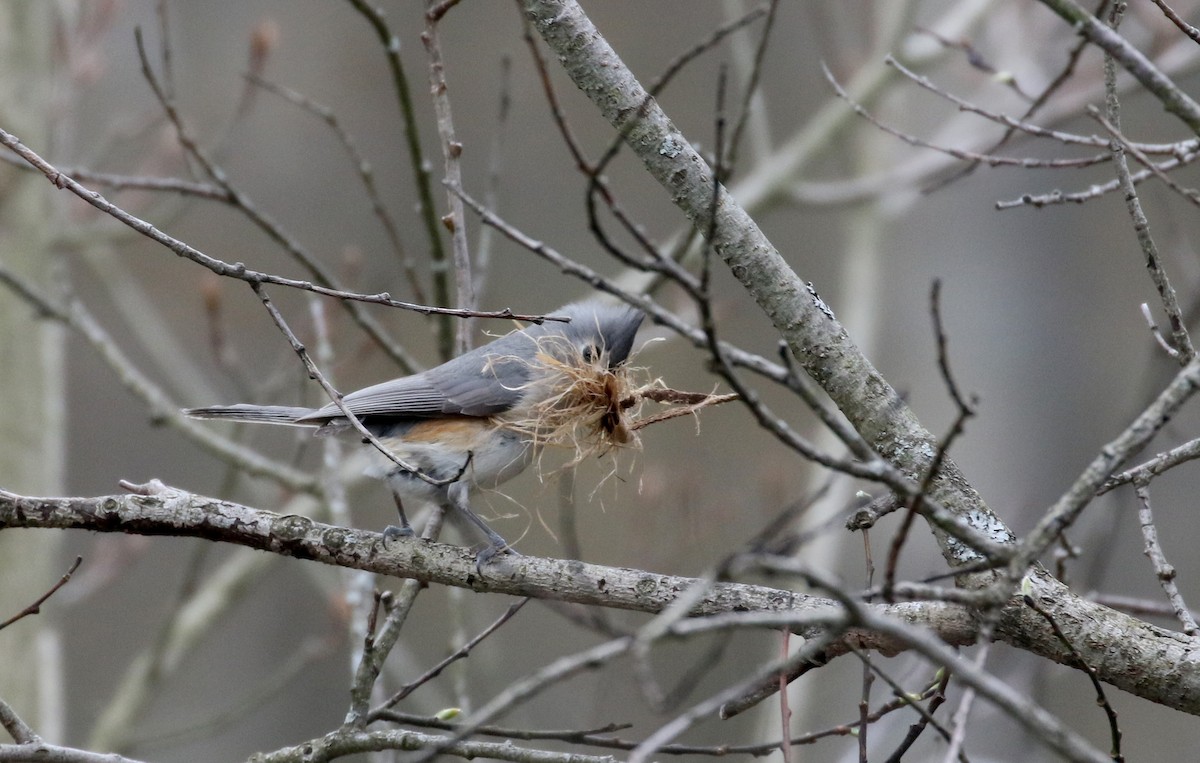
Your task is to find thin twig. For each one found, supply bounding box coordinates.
[884,54,1177,152]
[1011,354,1200,574]
[1090,108,1200,208]
[408,636,637,763]
[344,509,446,727]
[1095,38,1194,361]
[627,628,845,763]
[344,0,452,351]
[828,63,1113,171]
[0,129,559,339]
[1150,0,1200,44]
[472,54,512,299]
[726,0,780,172]
[916,24,1035,101]
[364,705,951,757]
[0,153,226,197]
[422,4,476,356]
[883,281,977,600]
[927,0,1112,192]
[995,150,1200,208]
[0,262,319,493]
[879,667,960,763]
[1133,483,1199,635]
[1090,592,1200,621]
[1099,434,1200,493]
[0,556,83,631]
[369,598,530,718]
[857,533,875,763]
[1138,302,1184,361]
[247,73,424,303]
[1024,592,1124,760]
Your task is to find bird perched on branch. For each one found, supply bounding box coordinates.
[185,299,645,567]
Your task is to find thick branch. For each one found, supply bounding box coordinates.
[4,486,1200,714]
[0,485,970,656]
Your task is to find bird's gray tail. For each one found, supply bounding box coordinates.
[183,404,319,426]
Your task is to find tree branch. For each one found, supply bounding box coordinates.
[4,484,1199,714]
[0,483,970,651]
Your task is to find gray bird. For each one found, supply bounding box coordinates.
[185,300,645,566]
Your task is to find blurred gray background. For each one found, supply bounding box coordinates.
[3,0,1200,760]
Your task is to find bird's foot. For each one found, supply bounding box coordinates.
[382,523,414,547]
[473,540,519,574]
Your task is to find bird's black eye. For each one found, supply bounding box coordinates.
[582,344,598,363]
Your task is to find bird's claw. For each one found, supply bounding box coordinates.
[473,542,519,574]
[382,524,414,547]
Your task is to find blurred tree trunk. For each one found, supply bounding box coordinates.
[0,1,67,741]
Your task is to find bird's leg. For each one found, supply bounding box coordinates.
[382,490,415,544]
[446,482,514,570]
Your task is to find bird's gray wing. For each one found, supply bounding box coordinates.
[298,374,451,422]
[301,334,535,422]
[424,344,531,416]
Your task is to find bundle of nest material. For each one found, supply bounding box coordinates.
[495,333,736,469]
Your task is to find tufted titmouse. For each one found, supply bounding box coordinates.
[185,300,645,565]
